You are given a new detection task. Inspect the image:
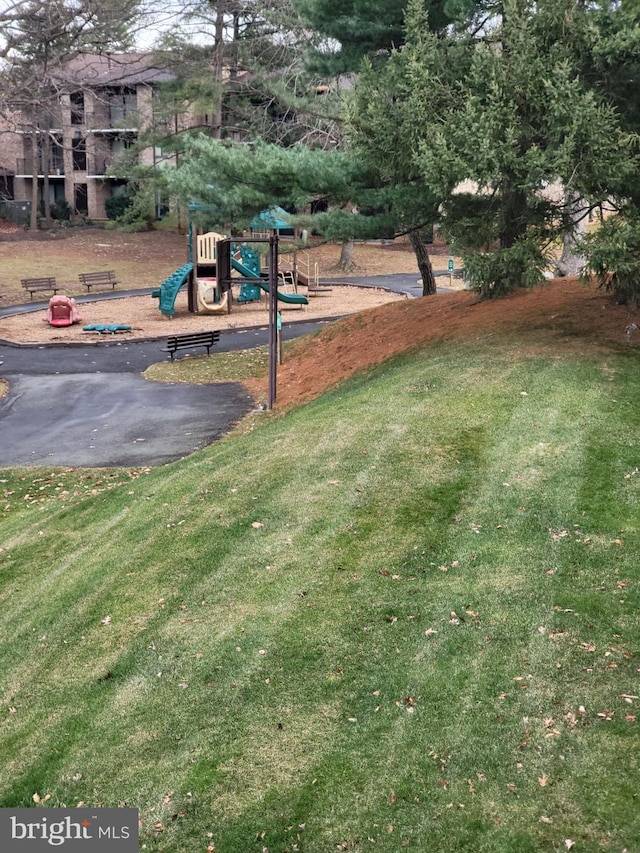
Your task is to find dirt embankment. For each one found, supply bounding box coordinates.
[267,278,640,409]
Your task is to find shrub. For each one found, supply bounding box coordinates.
[50,199,71,221]
[461,238,549,297]
[104,194,133,221]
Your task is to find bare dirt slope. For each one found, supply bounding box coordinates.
[265,278,640,409]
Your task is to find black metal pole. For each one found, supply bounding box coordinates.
[267,232,279,409]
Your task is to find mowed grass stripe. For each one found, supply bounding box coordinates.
[0,341,638,851]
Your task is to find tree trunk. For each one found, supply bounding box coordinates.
[556,190,587,277]
[499,185,528,250]
[42,132,51,227]
[408,228,436,295]
[337,239,356,272]
[29,128,39,230]
[212,2,225,140]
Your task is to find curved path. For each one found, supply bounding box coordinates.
[0,273,447,468]
[0,320,328,468]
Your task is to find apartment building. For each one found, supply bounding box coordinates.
[3,52,175,221]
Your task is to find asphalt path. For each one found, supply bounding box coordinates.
[0,318,332,468]
[0,273,450,468]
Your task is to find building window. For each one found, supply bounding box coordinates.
[70,92,85,125]
[74,183,88,215]
[72,135,86,171]
[108,88,137,126]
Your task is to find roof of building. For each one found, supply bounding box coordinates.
[55,52,174,88]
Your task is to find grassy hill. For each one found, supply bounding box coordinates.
[0,288,639,852]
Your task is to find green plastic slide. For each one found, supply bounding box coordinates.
[152,263,194,317]
[231,258,308,305]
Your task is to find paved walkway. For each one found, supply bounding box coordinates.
[0,273,449,468]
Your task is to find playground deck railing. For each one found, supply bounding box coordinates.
[196,232,225,265]
[297,252,319,289]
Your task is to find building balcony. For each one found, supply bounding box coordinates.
[86,158,110,177]
[16,158,65,178]
[81,110,140,132]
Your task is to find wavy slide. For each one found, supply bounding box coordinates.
[196,278,229,314]
[231,258,308,305]
[152,263,194,317]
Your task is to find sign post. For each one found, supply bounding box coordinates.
[448,256,454,287]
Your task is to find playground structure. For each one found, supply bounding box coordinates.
[45,295,81,327]
[152,263,194,318]
[193,231,229,315]
[152,226,309,318]
[230,245,308,306]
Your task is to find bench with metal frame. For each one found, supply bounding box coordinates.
[21,277,60,299]
[162,330,220,362]
[78,270,120,292]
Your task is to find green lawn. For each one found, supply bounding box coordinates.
[0,336,638,852]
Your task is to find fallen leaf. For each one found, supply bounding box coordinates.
[251,522,263,528]
[564,840,575,850]
[538,774,549,787]
[101,615,111,626]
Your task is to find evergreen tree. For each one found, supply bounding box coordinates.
[577,0,640,301]
[402,0,635,295]
[294,0,453,72]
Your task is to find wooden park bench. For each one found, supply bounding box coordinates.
[162,330,220,362]
[78,270,120,292]
[21,277,60,300]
